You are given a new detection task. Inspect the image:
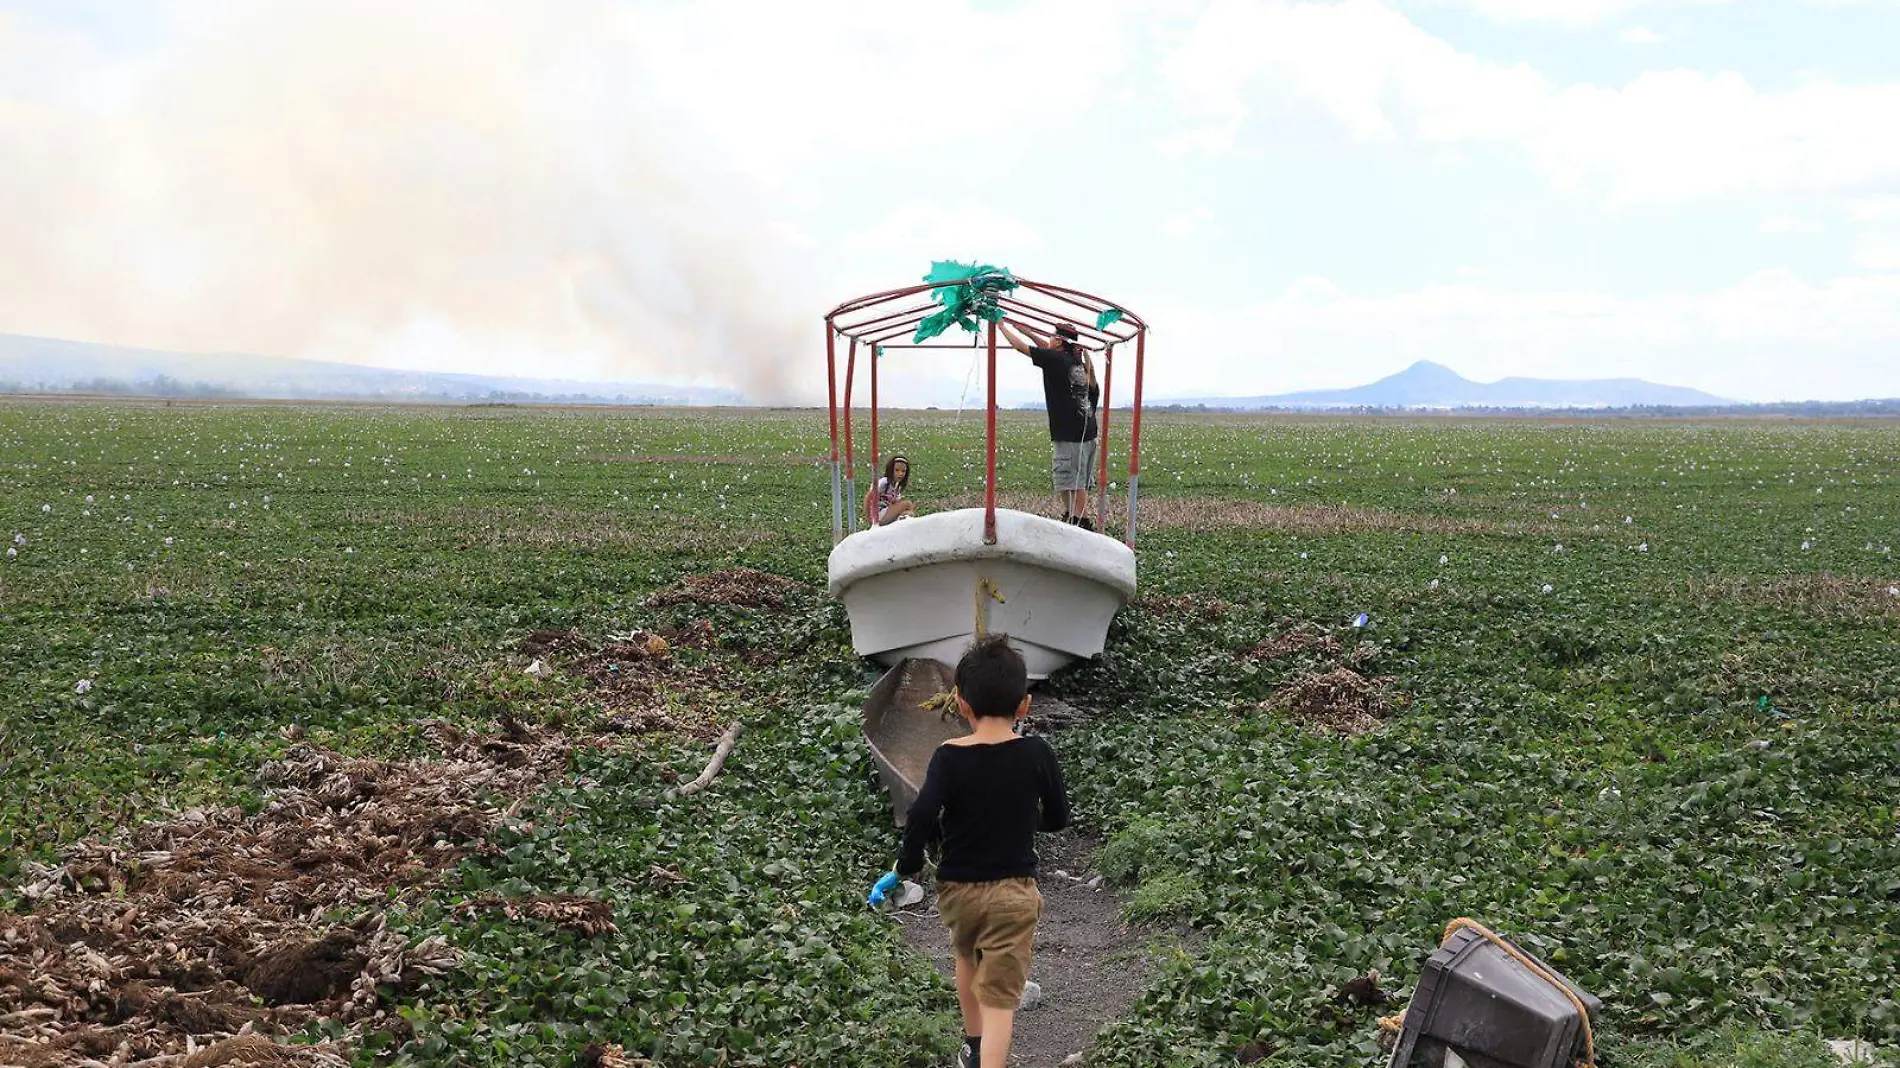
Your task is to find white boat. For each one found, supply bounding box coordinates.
[827,507,1137,679]
[820,271,1153,679]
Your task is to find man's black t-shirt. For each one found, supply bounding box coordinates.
[1029,346,1099,443]
[897,735,1072,883]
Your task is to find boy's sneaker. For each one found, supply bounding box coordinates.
[1076,515,1097,532]
[956,1040,978,1068]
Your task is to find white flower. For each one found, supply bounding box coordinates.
[1299,552,1308,559]
[1623,516,1633,524]
[84,494,94,503]
[1541,584,1554,594]
[1553,544,1564,553]
[75,679,93,694]
[41,504,50,513]
[1439,554,1449,565]
[1801,540,1811,551]
[1428,578,1440,589]
[1637,543,1649,552]
[164,536,174,545]
[12,534,22,545]
[4,547,13,558]
[1887,586,1899,598]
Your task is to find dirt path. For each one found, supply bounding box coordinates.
[895,833,1163,1068]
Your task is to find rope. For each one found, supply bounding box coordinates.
[973,577,1005,637]
[1381,919,1596,1068]
[955,342,981,419]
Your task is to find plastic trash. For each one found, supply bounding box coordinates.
[895,880,926,908]
[867,871,901,906]
[1096,307,1124,330]
[912,260,1017,343]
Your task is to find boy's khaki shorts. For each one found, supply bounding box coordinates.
[937,877,1044,1009]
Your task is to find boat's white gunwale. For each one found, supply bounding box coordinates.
[826,507,1137,599]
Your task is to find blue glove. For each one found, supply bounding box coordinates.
[867,871,901,906]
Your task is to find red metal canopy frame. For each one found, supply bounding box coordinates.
[823,277,1149,548]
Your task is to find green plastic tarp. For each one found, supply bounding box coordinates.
[1096,307,1124,331]
[911,260,1018,343]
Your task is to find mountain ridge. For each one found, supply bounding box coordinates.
[0,332,743,406]
[1167,359,1730,410]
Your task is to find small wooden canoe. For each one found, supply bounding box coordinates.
[862,659,969,826]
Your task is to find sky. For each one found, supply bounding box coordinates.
[3,0,1900,405]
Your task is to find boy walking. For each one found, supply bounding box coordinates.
[898,634,1072,1068]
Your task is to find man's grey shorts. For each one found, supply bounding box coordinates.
[1051,440,1097,492]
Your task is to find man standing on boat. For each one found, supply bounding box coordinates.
[998,319,1100,530]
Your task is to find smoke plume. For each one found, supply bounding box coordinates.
[0,1,813,402]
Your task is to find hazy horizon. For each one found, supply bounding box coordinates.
[5,1,1900,406]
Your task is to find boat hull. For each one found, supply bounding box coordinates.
[827,508,1137,678]
[861,659,966,826]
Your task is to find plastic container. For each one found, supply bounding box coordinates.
[1387,927,1601,1068]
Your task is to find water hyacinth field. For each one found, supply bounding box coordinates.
[2,398,1898,1067]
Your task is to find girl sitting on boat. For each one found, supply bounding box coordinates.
[864,454,916,527]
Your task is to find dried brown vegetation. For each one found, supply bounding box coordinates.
[1688,574,1900,620]
[1265,668,1396,736]
[1242,624,1345,661]
[643,568,806,611]
[0,716,596,1066]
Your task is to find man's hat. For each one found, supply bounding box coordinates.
[1054,322,1080,341]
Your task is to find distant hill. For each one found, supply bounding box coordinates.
[0,333,743,405]
[1169,360,1730,410]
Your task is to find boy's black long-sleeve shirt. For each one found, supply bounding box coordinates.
[897,735,1072,882]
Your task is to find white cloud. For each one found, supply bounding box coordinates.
[1151,269,1900,402]
[1760,215,1824,234]
[1854,231,1900,271]
[1163,0,1900,203]
[1439,0,1731,25]
[1618,24,1665,44]
[1459,0,1652,26]
[1161,206,1216,238]
[848,203,1044,258]
[620,0,1132,187]
[1853,197,1900,222]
